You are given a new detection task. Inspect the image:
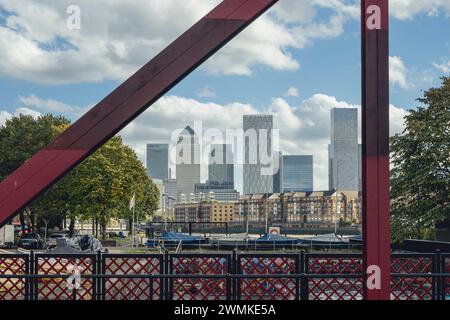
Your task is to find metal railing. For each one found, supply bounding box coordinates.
[1,251,449,300]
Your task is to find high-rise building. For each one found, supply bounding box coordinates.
[209,144,234,186]
[282,155,313,192]
[146,144,169,179]
[176,126,201,199]
[273,151,283,193]
[195,181,240,202]
[243,114,273,195]
[358,144,362,192]
[163,178,177,207]
[328,144,334,190]
[329,108,359,191]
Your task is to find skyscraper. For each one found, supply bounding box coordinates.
[146,144,169,179]
[273,151,283,193]
[329,108,359,191]
[176,126,201,199]
[243,114,273,195]
[209,144,234,186]
[282,155,313,192]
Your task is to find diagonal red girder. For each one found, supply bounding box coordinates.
[0,0,279,227]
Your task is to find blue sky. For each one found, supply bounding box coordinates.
[0,0,449,191]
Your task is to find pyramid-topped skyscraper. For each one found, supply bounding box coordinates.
[176,125,201,200]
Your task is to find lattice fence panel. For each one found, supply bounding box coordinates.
[36,255,95,300]
[104,256,162,300]
[307,256,363,300]
[0,255,27,300]
[239,256,298,300]
[391,256,434,300]
[171,256,229,300]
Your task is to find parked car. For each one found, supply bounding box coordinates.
[47,233,69,248]
[17,233,44,249]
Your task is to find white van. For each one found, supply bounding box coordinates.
[0,225,14,248]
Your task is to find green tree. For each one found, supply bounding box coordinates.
[0,114,159,238]
[71,136,159,239]
[0,114,70,231]
[390,77,450,242]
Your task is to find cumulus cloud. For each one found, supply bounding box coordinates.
[0,0,360,85]
[0,108,42,127]
[18,94,90,118]
[0,92,408,191]
[19,95,75,113]
[390,0,450,20]
[433,59,450,74]
[197,86,217,99]
[0,110,12,127]
[390,56,412,89]
[284,87,300,97]
[118,93,407,191]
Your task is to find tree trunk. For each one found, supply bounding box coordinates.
[101,221,107,240]
[19,211,26,234]
[69,219,75,237]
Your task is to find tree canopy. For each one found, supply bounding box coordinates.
[390,77,450,242]
[0,114,159,238]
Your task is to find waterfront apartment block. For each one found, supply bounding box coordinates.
[174,201,235,223]
[234,191,360,228]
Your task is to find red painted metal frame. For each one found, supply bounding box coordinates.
[361,0,391,300]
[0,0,279,227]
[0,0,391,301]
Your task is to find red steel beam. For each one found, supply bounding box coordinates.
[0,0,279,227]
[361,0,391,300]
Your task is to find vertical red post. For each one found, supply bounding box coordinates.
[361,0,391,300]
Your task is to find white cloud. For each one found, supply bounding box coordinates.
[0,108,42,127]
[119,93,407,192]
[1,91,408,191]
[390,0,450,20]
[14,107,42,118]
[433,59,450,74]
[19,95,75,113]
[284,87,300,97]
[390,56,412,89]
[0,0,360,85]
[0,110,13,127]
[389,104,409,136]
[197,86,217,99]
[18,94,90,120]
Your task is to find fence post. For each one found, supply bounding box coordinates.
[100,251,106,300]
[300,251,309,300]
[164,250,170,300]
[434,250,442,301]
[226,273,232,300]
[32,251,38,300]
[234,250,241,300]
[149,276,154,301]
[231,250,237,300]
[26,251,34,301]
[295,252,300,301]
[94,251,100,300]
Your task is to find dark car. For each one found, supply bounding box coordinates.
[18,233,44,249]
